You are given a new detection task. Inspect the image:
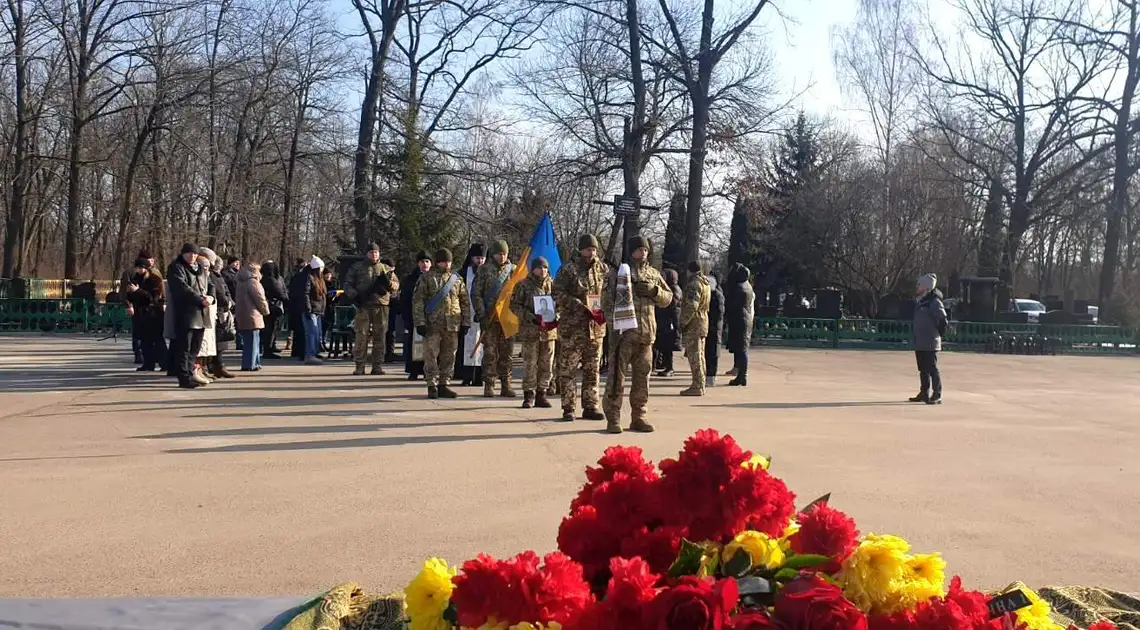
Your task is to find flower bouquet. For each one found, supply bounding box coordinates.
[404,429,1120,630]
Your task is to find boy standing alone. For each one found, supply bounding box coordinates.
[911,273,948,405]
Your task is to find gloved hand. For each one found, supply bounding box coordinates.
[591,310,606,325]
[541,320,559,331]
[535,314,544,326]
[416,325,427,337]
[633,281,656,298]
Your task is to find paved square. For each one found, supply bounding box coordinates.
[1,336,1137,596]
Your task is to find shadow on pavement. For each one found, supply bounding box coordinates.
[136,417,543,440]
[163,428,597,453]
[696,401,910,409]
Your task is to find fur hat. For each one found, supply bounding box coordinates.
[309,255,324,270]
[180,242,200,256]
[627,235,650,252]
[434,248,453,263]
[199,247,217,264]
[416,250,432,262]
[532,256,549,269]
[687,261,702,273]
[578,234,600,251]
[488,240,509,256]
[366,242,380,253]
[468,243,485,258]
[918,273,937,292]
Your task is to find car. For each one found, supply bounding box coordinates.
[1010,299,1048,323]
[1087,305,1099,324]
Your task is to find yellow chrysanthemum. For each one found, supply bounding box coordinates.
[779,519,801,552]
[840,534,946,615]
[743,453,771,471]
[724,530,785,570]
[405,557,457,630]
[1013,586,1065,630]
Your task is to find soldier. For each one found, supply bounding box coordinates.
[679,261,712,396]
[601,236,672,433]
[473,239,517,398]
[553,234,609,422]
[343,242,401,375]
[412,248,471,399]
[510,257,557,409]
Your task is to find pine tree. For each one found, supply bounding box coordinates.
[768,111,822,199]
[727,196,755,268]
[662,189,687,271]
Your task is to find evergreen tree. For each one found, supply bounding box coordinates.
[727,196,756,268]
[662,190,687,271]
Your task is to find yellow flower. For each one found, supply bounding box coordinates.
[743,453,771,471]
[840,534,946,614]
[724,530,785,571]
[779,519,801,552]
[405,557,457,630]
[1013,586,1065,630]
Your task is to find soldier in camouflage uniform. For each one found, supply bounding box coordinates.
[510,257,557,409]
[553,234,609,422]
[343,242,401,375]
[412,248,471,399]
[679,261,712,396]
[473,240,517,398]
[601,236,673,433]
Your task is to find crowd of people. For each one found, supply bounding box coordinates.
[120,232,948,429]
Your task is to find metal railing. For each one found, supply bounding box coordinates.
[0,299,131,333]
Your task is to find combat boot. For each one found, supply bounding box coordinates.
[483,382,495,398]
[908,392,929,403]
[605,417,623,434]
[427,386,439,399]
[438,385,458,399]
[534,390,552,408]
[500,379,517,398]
[371,365,385,375]
[629,418,656,433]
[727,375,747,387]
[353,363,366,376]
[581,408,605,421]
[522,391,534,408]
[560,408,575,422]
[679,386,703,396]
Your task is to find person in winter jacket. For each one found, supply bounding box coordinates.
[910,273,948,404]
[653,268,683,376]
[510,256,558,409]
[553,235,609,422]
[236,263,271,371]
[124,258,166,372]
[122,248,156,363]
[679,261,712,396]
[167,243,212,388]
[473,240,517,398]
[204,252,235,379]
[455,244,486,386]
[412,248,472,398]
[402,251,432,380]
[343,242,401,375]
[724,263,755,387]
[300,256,327,365]
[287,259,310,361]
[221,257,240,301]
[259,261,288,358]
[704,272,725,387]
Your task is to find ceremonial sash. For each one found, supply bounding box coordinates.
[484,263,514,312]
[425,273,459,315]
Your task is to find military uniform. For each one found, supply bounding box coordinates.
[679,269,712,395]
[553,236,609,421]
[601,236,673,432]
[343,245,400,375]
[412,249,471,398]
[473,240,517,397]
[510,263,557,408]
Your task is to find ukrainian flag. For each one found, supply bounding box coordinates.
[492,211,563,338]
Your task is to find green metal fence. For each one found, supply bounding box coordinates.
[0,299,131,333]
[754,317,1140,355]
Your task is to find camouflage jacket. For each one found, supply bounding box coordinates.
[510,274,558,342]
[602,260,672,344]
[412,268,471,332]
[343,260,400,308]
[553,255,609,341]
[681,272,712,338]
[473,259,515,323]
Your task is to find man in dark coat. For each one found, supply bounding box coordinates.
[167,243,210,388]
[910,273,948,404]
[704,272,725,387]
[221,257,241,301]
[653,268,682,376]
[124,258,166,372]
[208,256,236,378]
[724,263,755,387]
[287,259,309,361]
[402,251,432,380]
[259,261,288,358]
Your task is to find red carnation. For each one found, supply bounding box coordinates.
[569,556,661,630]
[1088,624,1118,630]
[451,551,594,628]
[868,577,1008,630]
[649,577,739,630]
[790,504,860,574]
[727,611,777,629]
[572,445,660,512]
[774,573,868,630]
[530,552,596,625]
[620,525,688,576]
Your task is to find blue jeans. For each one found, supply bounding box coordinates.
[303,314,322,359]
[239,330,261,370]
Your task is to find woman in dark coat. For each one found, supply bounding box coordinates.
[125,258,166,372]
[402,251,432,379]
[287,259,309,361]
[724,263,755,386]
[454,244,485,386]
[300,258,327,364]
[653,268,683,376]
[260,261,288,358]
[704,271,725,387]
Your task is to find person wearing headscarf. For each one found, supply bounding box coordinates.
[704,271,725,387]
[724,263,755,387]
[910,273,948,404]
[259,260,288,359]
[653,268,683,377]
[205,250,235,378]
[402,251,432,380]
[454,243,486,386]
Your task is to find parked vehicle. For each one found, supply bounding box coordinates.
[1009,299,1048,323]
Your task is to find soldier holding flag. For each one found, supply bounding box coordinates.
[474,240,518,398]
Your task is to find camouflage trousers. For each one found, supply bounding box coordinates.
[482,320,514,384]
[684,334,706,391]
[423,330,458,387]
[352,305,389,367]
[520,339,554,391]
[559,336,602,412]
[602,333,653,423]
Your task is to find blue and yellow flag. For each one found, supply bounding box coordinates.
[493,212,562,338]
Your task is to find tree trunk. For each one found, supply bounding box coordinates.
[280,87,307,264]
[4,0,29,278]
[352,16,401,251]
[682,0,716,266]
[64,109,84,279]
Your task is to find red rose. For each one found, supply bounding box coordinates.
[727,610,776,629]
[651,577,739,630]
[774,574,868,630]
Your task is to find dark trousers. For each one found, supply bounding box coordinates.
[261,314,279,355]
[140,331,167,370]
[915,350,941,396]
[386,314,398,361]
[132,328,143,362]
[705,339,719,376]
[289,313,306,360]
[733,349,749,377]
[170,328,205,382]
